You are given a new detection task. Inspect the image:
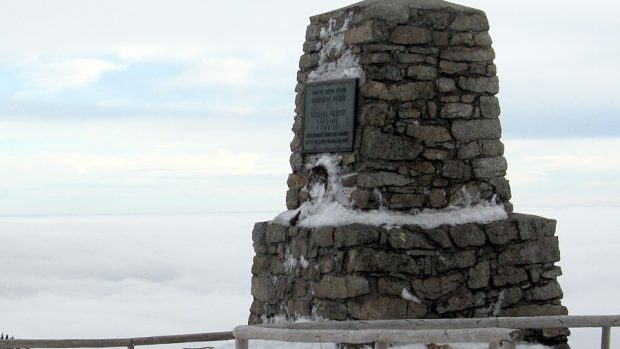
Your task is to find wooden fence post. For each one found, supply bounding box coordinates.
[601,326,611,349]
[234,338,248,349]
[374,342,388,349]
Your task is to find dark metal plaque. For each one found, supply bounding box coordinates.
[302,78,357,154]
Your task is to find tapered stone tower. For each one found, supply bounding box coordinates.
[250,1,569,348]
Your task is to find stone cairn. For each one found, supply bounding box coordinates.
[250,0,569,347]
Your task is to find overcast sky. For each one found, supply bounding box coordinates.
[0,0,619,215]
[1,2,619,348]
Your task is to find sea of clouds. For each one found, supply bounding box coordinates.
[0,208,619,349]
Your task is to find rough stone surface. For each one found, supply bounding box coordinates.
[312,275,370,299]
[252,1,569,347]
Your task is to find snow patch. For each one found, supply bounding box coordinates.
[401,288,422,304]
[308,13,365,83]
[274,155,508,229]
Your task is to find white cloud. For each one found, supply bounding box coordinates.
[21,58,124,92]
[114,42,207,62]
[2,150,283,177]
[173,58,255,87]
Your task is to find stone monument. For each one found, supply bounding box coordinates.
[250,0,569,347]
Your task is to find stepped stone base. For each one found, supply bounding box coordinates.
[249,213,569,348]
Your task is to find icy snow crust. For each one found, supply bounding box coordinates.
[274,155,507,229]
[308,13,366,83]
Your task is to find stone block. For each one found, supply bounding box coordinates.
[305,24,322,41]
[287,299,311,318]
[480,96,501,118]
[362,128,424,160]
[499,304,568,317]
[438,78,456,93]
[450,32,474,46]
[480,139,504,156]
[439,60,468,74]
[433,31,450,46]
[334,225,380,247]
[252,222,267,244]
[474,32,493,47]
[344,21,387,45]
[441,47,495,62]
[286,189,299,210]
[251,255,272,275]
[429,189,448,208]
[312,275,370,299]
[437,289,475,314]
[397,53,425,64]
[449,14,490,31]
[435,250,476,273]
[399,108,421,119]
[347,247,420,274]
[421,228,452,248]
[313,300,348,320]
[441,160,471,180]
[349,297,408,320]
[449,224,486,247]
[371,65,403,81]
[458,142,481,159]
[452,119,501,142]
[498,237,561,265]
[422,148,449,161]
[361,80,394,100]
[486,222,518,245]
[472,156,507,179]
[362,2,410,24]
[299,53,319,69]
[525,281,564,301]
[390,26,433,45]
[361,102,391,126]
[251,276,276,302]
[357,171,414,188]
[407,65,438,80]
[389,194,426,209]
[378,278,407,296]
[413,125,452,143]
[311,227,334,247]
[360,53,392,64]
[468,261,490,289]
[265,224,287,243]
[390,82,436,101]
[440,103,474,119]
[412,273,465,300]
[512,213,557,240]
[318,252,344,274]
[388,228,434,249]
[458,76,500,94]
[493,266,529,287]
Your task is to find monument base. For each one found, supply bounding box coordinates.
[250,213,569,348]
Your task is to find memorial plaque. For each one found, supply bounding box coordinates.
[302,78,357,153]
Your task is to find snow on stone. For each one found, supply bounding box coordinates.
[273,155,507,229]
[308,13,365,83]
[401,288,422,304]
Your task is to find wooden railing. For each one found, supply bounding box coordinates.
[0,332,233,349]
[234,315,620,349]
[2,315,619,349]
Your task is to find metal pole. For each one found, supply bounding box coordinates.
[601,326,611,349]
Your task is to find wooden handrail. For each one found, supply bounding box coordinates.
[0,332,234,348]
[233,326,520,344]
[257,315,620,330]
